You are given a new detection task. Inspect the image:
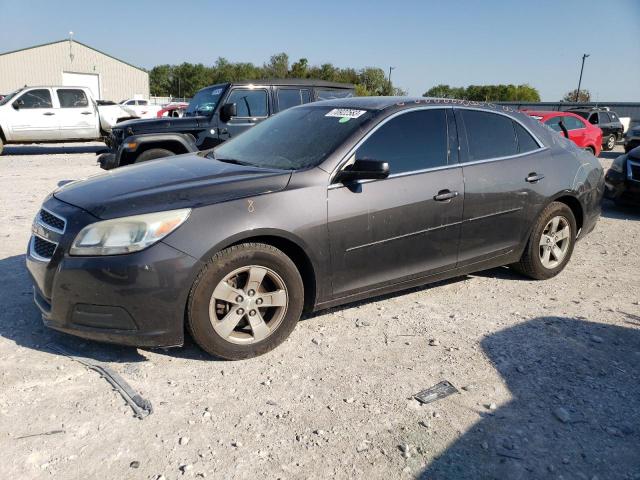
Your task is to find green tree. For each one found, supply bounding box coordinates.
[290,58,309,78]
[423,83,540,102]
[149,64,174,96]
[562,89,591,102]
[264,52,289,78]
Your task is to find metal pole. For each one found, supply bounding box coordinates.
[575,53,589,102]
[388,66,395,95]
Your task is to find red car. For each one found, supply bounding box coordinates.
[157,102,189,118]
[524,111,602,156]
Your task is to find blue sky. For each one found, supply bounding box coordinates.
[1,0,638,101]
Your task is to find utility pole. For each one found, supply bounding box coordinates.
[388,66,395,95]
[575,53,589,102]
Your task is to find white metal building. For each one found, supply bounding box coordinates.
[0,39,149,101]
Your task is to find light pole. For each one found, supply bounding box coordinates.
[575,53,590,102]
[388,66,395,95]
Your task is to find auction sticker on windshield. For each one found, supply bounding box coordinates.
[325,108,367,119]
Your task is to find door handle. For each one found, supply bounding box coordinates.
[526,172,544,183]
[81,111,92,115]
[43,112,55,116]
[433,189,459,202]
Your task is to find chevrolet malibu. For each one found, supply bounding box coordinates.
[27,97,604,359]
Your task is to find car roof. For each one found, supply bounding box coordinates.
[524,110,586,120]
[210,79,354,89]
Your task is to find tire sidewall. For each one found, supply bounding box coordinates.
[188,244,304,360]
[605,135,615,151]
[527,203,577,279]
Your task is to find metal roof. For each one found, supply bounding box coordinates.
[0,39,147,73]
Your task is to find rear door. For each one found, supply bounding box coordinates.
[218,88,269,140]
[55,88,99,139]
[327,108,464,297]
[7,88,59,141]
[456,108,542,266]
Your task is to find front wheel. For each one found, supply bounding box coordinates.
[187,243,304,360]
[512,202,577,280]
[135,148,175,163]
[603,134,616,151]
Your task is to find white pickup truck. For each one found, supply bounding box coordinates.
[0,86,138,154]
[119,98,162,119]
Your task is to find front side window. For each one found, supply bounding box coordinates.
[563,116,585,130]
[17,89,52,109]
[125,100,136,105]
[277,89,303,111]
[460,110,517,160]
[57,89,88,108]
[356,109,448,174]
[226,89,268,117]
[213,106,374,170]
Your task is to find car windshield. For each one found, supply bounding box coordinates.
[185,86,226,117]
[0,88,23,106]
[211,106,374,170]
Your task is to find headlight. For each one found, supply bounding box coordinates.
[70,209,191,256]
[609,154,626,173]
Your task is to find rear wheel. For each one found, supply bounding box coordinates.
[512,202,576,280]
[135,148,175,163]
[187,243,304,360]
[603,134,616,151]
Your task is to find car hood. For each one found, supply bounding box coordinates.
[54,154,292,219]
[115,116,209,133]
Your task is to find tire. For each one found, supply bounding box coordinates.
[0,137,3,155]
[135,148,175,163]
[603,134,616,151]
[512,202,577,280]
[187,243,304,360]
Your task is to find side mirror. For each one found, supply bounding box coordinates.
[219,102,237,122]
[336,159,390,184]
[13,99,24,110]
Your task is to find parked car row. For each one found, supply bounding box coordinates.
[27,97,605,359]
[98,79,355,169]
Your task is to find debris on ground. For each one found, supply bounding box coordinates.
[414,381,459,405]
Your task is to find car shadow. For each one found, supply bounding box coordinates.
[2,143,107,156]
[598,150,624,160]
[0,254,146,363]
[419,316,640,479]
[600,198,640,221]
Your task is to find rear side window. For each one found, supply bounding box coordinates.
[599,112,611,123]
[277,89,304,111]
[563,116,585,130]
[316,89,353,100]
[545,116,563,132]
[356,109,448,174]
[460,110,517,160]
[18,89,52,109]
[226,89,268,117]
[57,89,88,108]
[609,112,619,122]
[588,113,598,124]
[138,100,148,105]
[514,122,539,153]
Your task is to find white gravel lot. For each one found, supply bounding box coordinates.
[0,143,638,480]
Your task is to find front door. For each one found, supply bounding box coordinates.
[218,88,269,141]
[328,108,464,298]
[54,88,99,140]
[7,89,59,141]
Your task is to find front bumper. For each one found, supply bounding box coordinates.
[604,168,640,204]
[26,196,200,347]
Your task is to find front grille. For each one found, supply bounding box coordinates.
[33,236,57,259]
[39,209,65,232]
[629,161,640,181]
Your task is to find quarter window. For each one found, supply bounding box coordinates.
[460,110,517,160]
[514,122,539,153]
[225,89,268,117]
[17,89,52,109]
[57,89,88,108]
[356,109,448,175]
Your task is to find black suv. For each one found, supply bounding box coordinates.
[99,79,354,170]
[604,146,640,205]
[568,107,624,151]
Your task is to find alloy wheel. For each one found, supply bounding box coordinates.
[538,216,571,269]
[607,135,616,150]
[208,265,288,345]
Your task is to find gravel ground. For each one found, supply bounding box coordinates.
[0,143,638,480]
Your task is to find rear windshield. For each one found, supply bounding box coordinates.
[212,106,374,170]
[185,86,226,117]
